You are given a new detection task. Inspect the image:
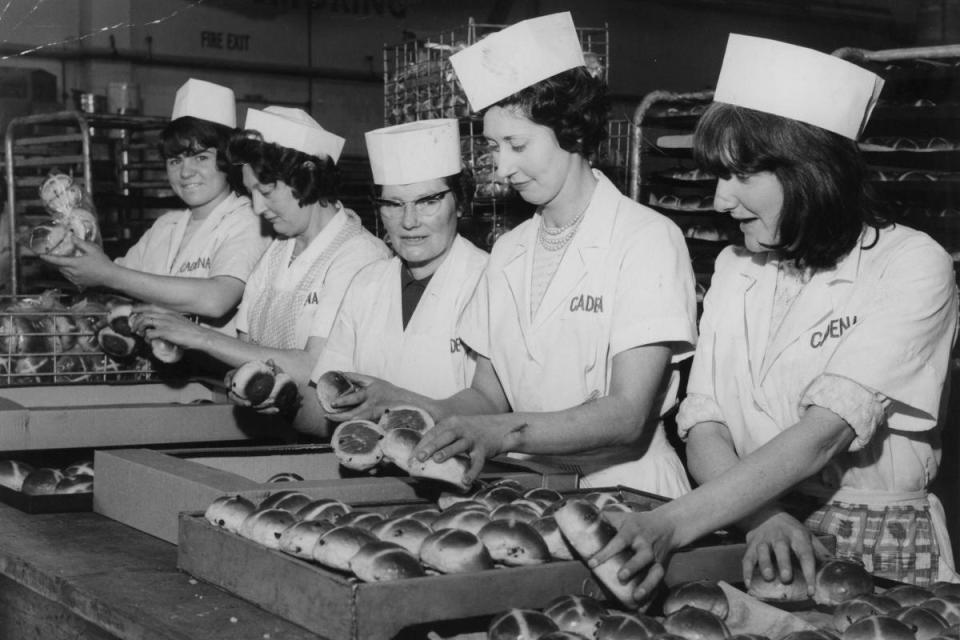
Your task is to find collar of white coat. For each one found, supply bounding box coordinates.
[284,202,348,267]
[736,224,871,286]
[505,169,618,264]
[177,191,251,227]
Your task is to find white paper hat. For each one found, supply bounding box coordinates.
[714,34,884,140]
[171,79,236,128]
[244,106,346,163]
[450,11,585,112]
[365,119,461,185]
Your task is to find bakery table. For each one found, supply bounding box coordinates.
[0,502,323,640]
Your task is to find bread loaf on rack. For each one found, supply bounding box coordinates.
[554,499,644,608]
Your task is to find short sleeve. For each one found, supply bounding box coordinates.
[676,393,726,440]
[801,373,888,451]
[610,216,698,360]
[457,267,491,359]
[307,238,388,340]
[821,237,957,432]
[208,212,271,283]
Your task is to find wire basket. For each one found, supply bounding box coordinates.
[597,119,634,194]
[0,292,159,386]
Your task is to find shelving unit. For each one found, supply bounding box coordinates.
[4,110,173,294]
[383,18,611,249]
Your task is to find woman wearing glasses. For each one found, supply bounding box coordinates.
[296,119,488,436]
[132,107,387,429]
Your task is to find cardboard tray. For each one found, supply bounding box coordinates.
[0,381,281,451]
[176,489,762,640]
[0,484,92,513]
[95,444,579,544]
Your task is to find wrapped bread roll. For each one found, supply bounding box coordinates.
[813,558,874,606]
[843,615,915,640]
[409,451,471,489]
[350,540,426,582]
[389,504,440,528]
[834,595,897,632]
[315,370,360,413]
[488,609,559,640]
[419,528,494,574]
[259,490,303,510]
[884,584,933,607]
[55,474,93,494]
[595,611,665,640]
[476,485,522,509]
[432,509,490,535]
[747,563,810,603]
[21,467,64,495]
[237,508,296,549]
[278,520,335,559]
[478,519,550,566]
[663,580,729,619]
[523,487,563,508]
[380,427,420,472]
[543,594,607,638]
[554,499,645,608]
[662,606,730,640]
[205,495,256,533]
[532,515,575,561]
[267,492,312,516]
[371,517,432,555]
[313,525,377,572]
[490,502,541,524]
[442,499,489,515]
[296,498,351,523]
[892,606,948,639]
[331,420,384,471]
[437,489,480,510]
[0,459,34,491]
[337,511,386,531]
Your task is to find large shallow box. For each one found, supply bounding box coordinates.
[177,489,767,640]
[0,381,275,451]
[95,445,578,544]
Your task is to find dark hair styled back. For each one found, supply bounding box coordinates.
[228,131,340,207]
[160,116,244,194]
[491,66,609,158]
[371,169,475,215]
[693,102,888,269]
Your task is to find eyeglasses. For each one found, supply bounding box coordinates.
[374,189,451,218]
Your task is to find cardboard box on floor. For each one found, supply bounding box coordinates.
[94,445,578,544]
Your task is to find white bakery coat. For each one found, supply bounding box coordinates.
[459,171,698,496]
[678,224,959,576]
[116,192,271,335]
[312,235,488,398]
[236,207,389,348]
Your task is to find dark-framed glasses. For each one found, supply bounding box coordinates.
[374,189,451,217]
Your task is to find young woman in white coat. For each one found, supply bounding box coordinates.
[42,79,270,335]
[401,13,698,497]
[298,119,488,437]
[131,107,388,432]
[591,35,959,601]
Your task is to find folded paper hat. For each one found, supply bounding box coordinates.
[714,34,884,140]
[450,11,585,112]
[244,106,345,163]
[171,78,237,128]
[365,119,461,185]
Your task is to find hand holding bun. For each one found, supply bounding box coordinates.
[747,562,810,603]
[554,499,645,609]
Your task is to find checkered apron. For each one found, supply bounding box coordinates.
[246,216,362,349]
[798,488,958,585]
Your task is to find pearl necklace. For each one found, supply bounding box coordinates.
[538,208,586,252]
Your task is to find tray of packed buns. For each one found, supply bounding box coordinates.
[467,568,960,640]
[177,481,791,640]
[0,455,94,513]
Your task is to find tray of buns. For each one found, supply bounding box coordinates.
[0,457,93,513]
[177,485,760,640]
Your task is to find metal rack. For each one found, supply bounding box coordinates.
[383,18,610,249]
[5,111,172,294]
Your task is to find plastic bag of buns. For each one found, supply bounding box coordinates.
[25,171,101,257]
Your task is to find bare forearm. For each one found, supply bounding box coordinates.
[686,421,742,486]
[655,407,855,549]
[107,267,242,318]
[196,331,318,376]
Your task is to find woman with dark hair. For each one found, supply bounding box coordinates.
[387,13,698,496]
[592,35,958,600]
[42,79,270,334]
[298,119,488,437]
[131,107,388,429]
